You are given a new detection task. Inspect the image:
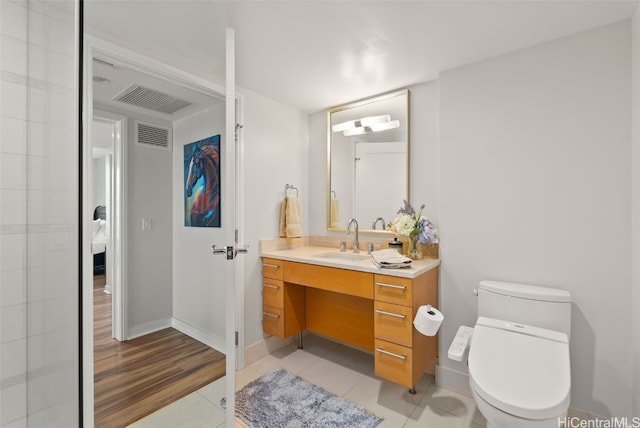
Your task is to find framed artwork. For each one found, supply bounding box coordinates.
[184,134,221,227]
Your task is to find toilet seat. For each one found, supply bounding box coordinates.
[468,317,571,420]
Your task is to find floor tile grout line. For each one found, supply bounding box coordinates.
[131,334,486,427]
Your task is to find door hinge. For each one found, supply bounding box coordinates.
[235,123,243,143]
[235,331,239,347]
[235,229,238,244]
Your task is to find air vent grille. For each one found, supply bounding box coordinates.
[114,84,192,115]
[135,121,172,150]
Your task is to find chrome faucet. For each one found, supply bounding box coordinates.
[346,218,360,253]
[372,217,386,230]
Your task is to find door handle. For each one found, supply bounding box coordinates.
[211,245,249,260]
[235,246,249,256]
[212,245,226,255]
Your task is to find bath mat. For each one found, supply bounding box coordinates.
[221,368,383,427]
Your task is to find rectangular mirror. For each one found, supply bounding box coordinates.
[327,89,409,233]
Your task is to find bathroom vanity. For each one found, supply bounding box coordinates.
[261,241,439,392]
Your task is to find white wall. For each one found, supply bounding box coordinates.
[632,7,640,417]
[126,111,174,336]
[172,102,226,349]
[96,103,175,337]
[439,22,631,416]
[92,158,107,209]
[171,89,309,353]
[242,88,310,347]
[0,1,80,426]
[308,111,330,235]
[407,81,440,224]
[91,118,114,211]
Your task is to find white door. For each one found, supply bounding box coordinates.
[215,28,245,427]
[205,28,244,426]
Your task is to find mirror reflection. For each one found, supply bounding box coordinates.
[327,89,409,232]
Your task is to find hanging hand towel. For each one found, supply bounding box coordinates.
[279,198,287,237]
[279,195,302,238]
[285,195,302,238]
[330,198,340,229]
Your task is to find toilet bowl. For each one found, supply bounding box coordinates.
[468,318,570,427]
[464,282,572,428]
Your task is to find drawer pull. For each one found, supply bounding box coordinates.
[376,348,407,360]
[263,311,280,319]
[263,283,280,290]
[263,263,280,269]
[375,309,406,319]
[376,282,407,290]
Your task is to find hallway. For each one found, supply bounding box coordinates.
[92,275,226,427]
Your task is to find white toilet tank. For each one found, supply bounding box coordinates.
[477,281,571,338]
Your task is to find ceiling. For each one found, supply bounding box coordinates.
[85,0,638,114]
[92,57,223,120]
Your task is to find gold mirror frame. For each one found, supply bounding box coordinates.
[326,89,410,233]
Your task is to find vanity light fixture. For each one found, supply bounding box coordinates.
[343,126,369,137]
[332,114,389,132]
[370,119,400,132]
[333,114,399,136]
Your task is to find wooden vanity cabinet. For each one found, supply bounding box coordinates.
[373,268,439,389]
[261,258,305,338]
[261,256,439,391]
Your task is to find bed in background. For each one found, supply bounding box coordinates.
[93,206,107,275]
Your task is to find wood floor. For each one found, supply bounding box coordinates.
[93,274,226,427]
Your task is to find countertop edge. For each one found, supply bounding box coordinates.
[260,246,440,279]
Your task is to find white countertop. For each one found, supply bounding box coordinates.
[261,245,440,279]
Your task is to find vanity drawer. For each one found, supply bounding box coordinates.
[374,339,413,388]
[374,301,413,347]
[374,274,413,306]
[262,283,305,339]
[285,261,373,299]
[263,278,284,308]
[262,258,284,280]
[262,305,284,337]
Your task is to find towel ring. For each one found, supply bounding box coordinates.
[285,184,299,198]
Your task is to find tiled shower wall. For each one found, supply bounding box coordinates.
[1,1,80,426]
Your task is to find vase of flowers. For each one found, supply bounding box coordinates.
[407,234,422,260]
[389,200,439,260]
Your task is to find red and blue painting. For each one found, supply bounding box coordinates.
[184,135,221,227]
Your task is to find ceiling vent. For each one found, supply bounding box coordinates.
[113,84,192,115]
[135,121,172,150]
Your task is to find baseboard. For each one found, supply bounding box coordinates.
[127,318,173,340]
[245,334,297,366]
[436,364,473,398]
[171,317,226,354]
[565,407,598,420]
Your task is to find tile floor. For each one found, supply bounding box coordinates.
[129,334,486,427]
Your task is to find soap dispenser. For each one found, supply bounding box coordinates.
[388,237,403,254]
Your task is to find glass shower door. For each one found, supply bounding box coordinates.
[0,0,81,426]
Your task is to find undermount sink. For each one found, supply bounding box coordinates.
[313,252,370,262]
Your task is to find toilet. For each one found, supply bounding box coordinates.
[467,281,571,427]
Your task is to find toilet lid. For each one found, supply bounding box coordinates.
[468,317,571,420]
